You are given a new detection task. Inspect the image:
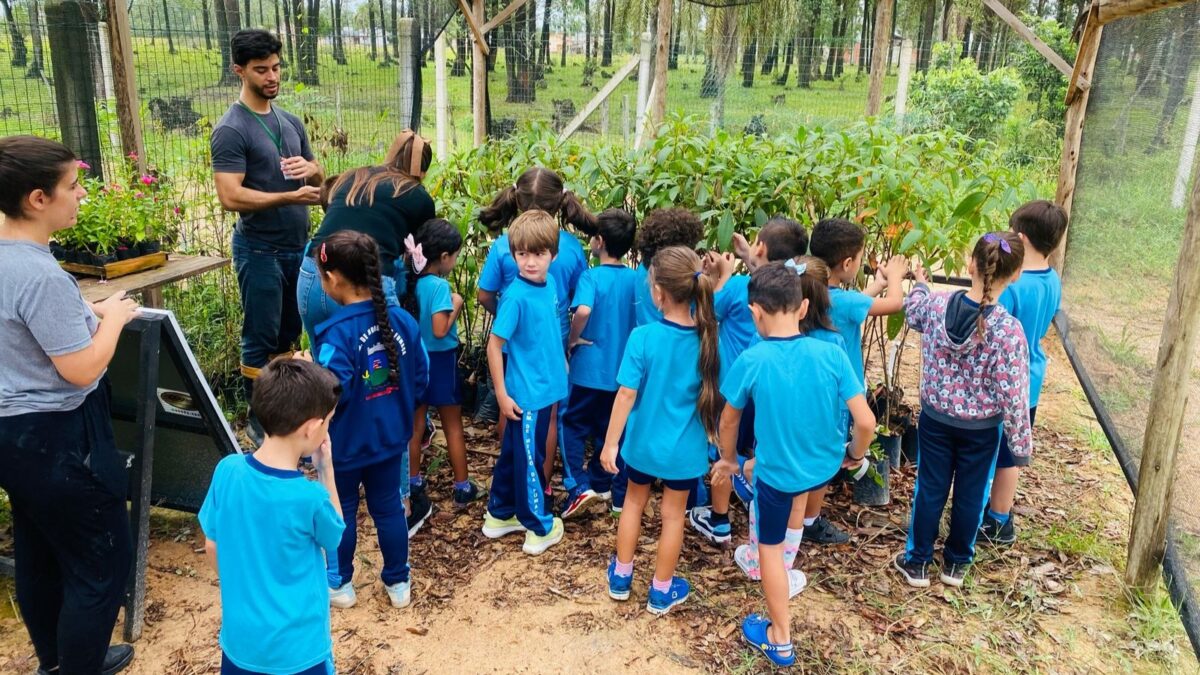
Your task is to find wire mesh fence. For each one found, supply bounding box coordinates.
[1057,0,1200,652]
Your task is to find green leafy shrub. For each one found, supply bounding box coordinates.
[59,156,184,254]
[1014,17,1077,132]
[908,43,1022,141]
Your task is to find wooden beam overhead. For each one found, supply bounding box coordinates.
[1098,0,1197,24]
[483,0,535,34]
[983,0,1089,90]
[455,0,490,56]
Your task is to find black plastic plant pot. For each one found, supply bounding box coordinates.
[137,240,162,255]
[115,246,134,261]
[852,456,891,506]
[64,248,81,264]
[902,425,919,465]
[49,243,65,260]
[879,433,903,470]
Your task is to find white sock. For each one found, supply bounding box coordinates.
[803,516,817,527]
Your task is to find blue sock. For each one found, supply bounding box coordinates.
[987,508,1010,524]
[410,475,424,488]
[454,479,471,491]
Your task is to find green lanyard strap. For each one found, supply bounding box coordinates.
[237,100,285,156]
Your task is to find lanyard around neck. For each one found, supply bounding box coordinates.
[237,100,285,155]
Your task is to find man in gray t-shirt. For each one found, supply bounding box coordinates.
[211,29,323,443]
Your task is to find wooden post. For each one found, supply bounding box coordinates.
[558,55,640,141]
[1172,61,1200,209]
[396,18,415,129]
[1051,7,1102,270]
[648,0,673,137]
[865,0,894,117]
[1125,155,1200,595]
[472,0,486,147]
[435,32,449,158]
[894,38,913,120]
[105,0,146,176]
[634,31,652,143]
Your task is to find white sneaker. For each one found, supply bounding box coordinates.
[385,580,412,608]
[787,569,808,598]
[734,544,761,581]
[329,582,357,609]
[522,518,565,556]
[595,491,613,501]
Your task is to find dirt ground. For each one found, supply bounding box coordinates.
[1,330,1195,673]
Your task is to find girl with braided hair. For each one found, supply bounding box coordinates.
[895,231,1031,590]
[312,230,429,610]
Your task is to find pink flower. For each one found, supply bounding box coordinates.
[78,161,91,170]
[173,207,182,215]
[135,191,144,199]
[128,152,138,160]
[140,174,155,186]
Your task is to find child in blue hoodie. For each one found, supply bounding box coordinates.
[312,231,429,610]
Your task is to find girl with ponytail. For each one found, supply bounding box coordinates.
[399,219,486,510]
[896,231,1030,590]
[313,230,429,611]
[599,246,720,616]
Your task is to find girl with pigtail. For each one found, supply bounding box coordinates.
[895,231,1031,590]
[600,246,721,616]
[312,230,429,610]
[399,219,487,511]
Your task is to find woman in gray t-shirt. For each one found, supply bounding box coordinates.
[0,136,141,674]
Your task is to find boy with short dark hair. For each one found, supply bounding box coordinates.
[980,200,1067,545]
[199,358,346,674]
[807,218,909,544]
[689,216,809,544]
[560,208,639,519]
[482,210,569,554]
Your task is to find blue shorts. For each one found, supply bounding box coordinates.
[995,406,1037,469]
[753,479,809,546]
[626,464,700,492]
[736,400,756,456]
[422,349,462,407]
[222,652,334,675]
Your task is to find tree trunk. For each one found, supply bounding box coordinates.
[669,0,682,69]
[368,2,377,60]
[331,0,346,64]
[377,0,392,63]
[26,0,43,79]
[560,6,567,67]
[960,16,971,59]
[978,15,993,70]
[824,0,843,81]
[292,0,319,84]
[916,0,936,72]
[506,0,537,102]
[218,0,242,85]
[149,5,156,45]
[44,1,102,177]
[539,0,552,74]
[203,0,215,51]
[281,0,295,66]
[858,0,872,76]
[162,0,176,54]
[940,0,952,41]
[1,0,26,68]
[601,0,613,67]
[391,0,399,59]
[708,7,738,128]
[833,10,847,78]
[741,38,757,87]
[776,34,795,85]
[761,39,778,75]
[585,0,591,61]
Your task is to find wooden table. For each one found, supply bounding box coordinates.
[77,254,229,307]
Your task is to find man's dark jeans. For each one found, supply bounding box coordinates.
[233,231,304,392]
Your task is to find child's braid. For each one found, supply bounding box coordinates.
[364,250,401,385]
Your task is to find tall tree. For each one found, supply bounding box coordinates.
[940,0,952,41]
[244,0,251,24]
[217,0,242,85]
[916,0,937,72]
[741,37,757,87]
[584,0,591,61]
[761,39,778,75]
[377,0,392,63]
[281,0,296,67]
[775,35,795,84]
[506,0,537,102]
[560,5,568,67]
[291,0,319,84]
[203,0,214,50]
[1,0,27,68]
[707,7,739,127]
[1151,4,1200,149]
[391,0,399,58]
[960,16,972,59]
[669,0,681,69]
[162,0,177,54]
[332,0,346,65]
[796,0,820,87]
[600,0,612,67]
[368,1,378,60]
[539,0,552,72]
[26,0,43,79]
[858,0,873,77]
[824,0,845,81]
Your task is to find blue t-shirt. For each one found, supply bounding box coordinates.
[714,274,759,379]
[999,268,1061,407]
[415,274,458,352]
[721,335,862,493]
[569,263,639,391]
[632,264,662,326]
[198,454,345,674]
[479,230,588,339]
[828,287,874,390]
[492,275,569,410]
[616,320,710,480]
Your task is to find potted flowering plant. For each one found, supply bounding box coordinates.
[52,157,182,275]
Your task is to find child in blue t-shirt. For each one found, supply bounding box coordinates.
[200,359,346,675]
[806,218,910,545]
[981,201,1067,546]
[712,261,875,667]
[400,219,487,511]
[602,246,722,616]
[559,209,639,519]
[311,231,429,610]
[631,208,704,327]
[482,210,570,555]
[689,216,809,545]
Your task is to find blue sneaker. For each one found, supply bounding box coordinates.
[607,557,632,601]
[646,576,690,615]
[732,471,754,509]
[742,613,796,667]
[688,506,732,544]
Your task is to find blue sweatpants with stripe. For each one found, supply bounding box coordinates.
[905,411,1002,566]
[488,405,555,536]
